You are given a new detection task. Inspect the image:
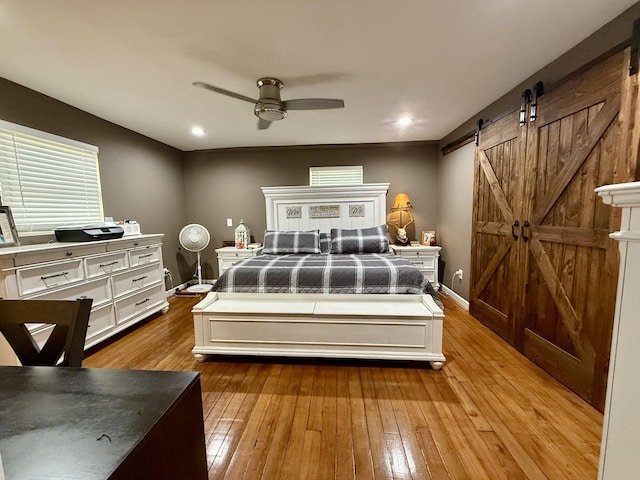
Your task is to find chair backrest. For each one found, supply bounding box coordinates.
[0,298,93,367]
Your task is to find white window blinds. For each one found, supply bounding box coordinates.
[309,166,363,186]
[0,120,103,234]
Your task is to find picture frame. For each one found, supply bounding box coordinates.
[421,230,436,246]
[0,205,20,247]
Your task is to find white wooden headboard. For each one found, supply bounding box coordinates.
[262,183,390,232]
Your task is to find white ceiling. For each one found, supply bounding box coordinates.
[0,1,637,151]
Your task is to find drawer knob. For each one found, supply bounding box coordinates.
[66,252,73,256]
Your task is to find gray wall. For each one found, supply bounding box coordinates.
[436,3,640,301]
[436,142,474,298]
[0,79,187,279]
[183,142,439,279]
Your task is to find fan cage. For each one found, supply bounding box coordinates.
[179,224,210,252]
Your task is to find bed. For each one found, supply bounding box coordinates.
[192,183,445,369]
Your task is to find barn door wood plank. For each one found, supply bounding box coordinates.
[532,95,620,225]
[479,151,516,224]
[471,241,512,300]
[527,238,596,366]
[532,225,609,248]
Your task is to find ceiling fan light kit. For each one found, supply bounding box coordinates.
[193,76,344,130]
[254,103,288,121]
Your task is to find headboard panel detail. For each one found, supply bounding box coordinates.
[262,183,390,233]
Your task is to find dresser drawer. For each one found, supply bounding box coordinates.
[130,245,161,267]
[115,286,166,325]
[13,244,106,267]
[111,264,162,298]
[85,251,129,279]
[403,256,436,270]
[219,255,247,271]
[107,237,159,252]
[17,259,85,297]
[86,303,116,344]
[27,277,112,308]
[421,270,437,284]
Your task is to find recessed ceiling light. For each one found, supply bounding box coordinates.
[191,126,206,137]
[396,116,413,127]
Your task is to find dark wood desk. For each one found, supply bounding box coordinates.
[0,366,207,479]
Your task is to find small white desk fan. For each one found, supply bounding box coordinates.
[179,224,211,293]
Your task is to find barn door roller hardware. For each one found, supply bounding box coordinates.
[529,82,543,123]
[519,89,531,127]
[630,18,640,76]
[474,118,484,146]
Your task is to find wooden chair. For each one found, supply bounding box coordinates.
[0,298,93,367]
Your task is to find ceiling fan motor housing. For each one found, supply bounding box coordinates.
[255,77,287,121]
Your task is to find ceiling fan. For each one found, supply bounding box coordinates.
[193,77,345,130]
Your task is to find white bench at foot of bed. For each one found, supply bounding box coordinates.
[191,292,445,369]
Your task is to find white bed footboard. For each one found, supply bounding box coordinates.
[192,292,445,369]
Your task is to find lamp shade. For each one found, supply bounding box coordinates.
[392,193,412,209]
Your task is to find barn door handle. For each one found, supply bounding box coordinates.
[511,220,520,240]
[521,221,530,242]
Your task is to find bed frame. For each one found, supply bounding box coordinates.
[191,183,446,369]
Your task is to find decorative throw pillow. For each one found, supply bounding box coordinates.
[330,225,389,254]
[262,230,321,254]
[319,232,331,254]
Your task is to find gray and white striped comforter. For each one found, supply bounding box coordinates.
[212,253,439,300]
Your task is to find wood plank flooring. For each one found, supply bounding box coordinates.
[84,294,603,479]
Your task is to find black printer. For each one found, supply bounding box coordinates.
[54,224,124,242]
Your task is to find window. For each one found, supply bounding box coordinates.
[309,166,363,186]
[0,120,103,235]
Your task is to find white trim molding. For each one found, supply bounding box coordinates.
[595,182,640,480]
[440,285,469,310]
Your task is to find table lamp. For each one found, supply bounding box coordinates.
[386,193,415,245]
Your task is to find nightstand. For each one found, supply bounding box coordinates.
[390,245,441,290]
[215,246,262,276]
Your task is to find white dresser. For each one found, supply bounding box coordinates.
[215,246,263,276]
[0,234,169,361]
[390,245,441,290]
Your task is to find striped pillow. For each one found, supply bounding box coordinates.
[330,225,389,254]
[263,230,321,254]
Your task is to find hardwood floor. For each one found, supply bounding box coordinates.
[84,293,603,479]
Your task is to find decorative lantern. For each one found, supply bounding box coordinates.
[234,219,250,249]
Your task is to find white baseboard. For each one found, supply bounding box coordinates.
[440,285,469,310]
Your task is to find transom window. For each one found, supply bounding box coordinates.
[309,166,363,186]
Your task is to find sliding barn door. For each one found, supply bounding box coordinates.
[469,111,527,344]
[471,50,636,410]
[521,52,627,409]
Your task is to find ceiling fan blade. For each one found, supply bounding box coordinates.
[192,81,258,104]
[283,98,345,110]
[257,118,272,130]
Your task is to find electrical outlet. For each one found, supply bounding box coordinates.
[226,218,233,227]
[455,269,463,280]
